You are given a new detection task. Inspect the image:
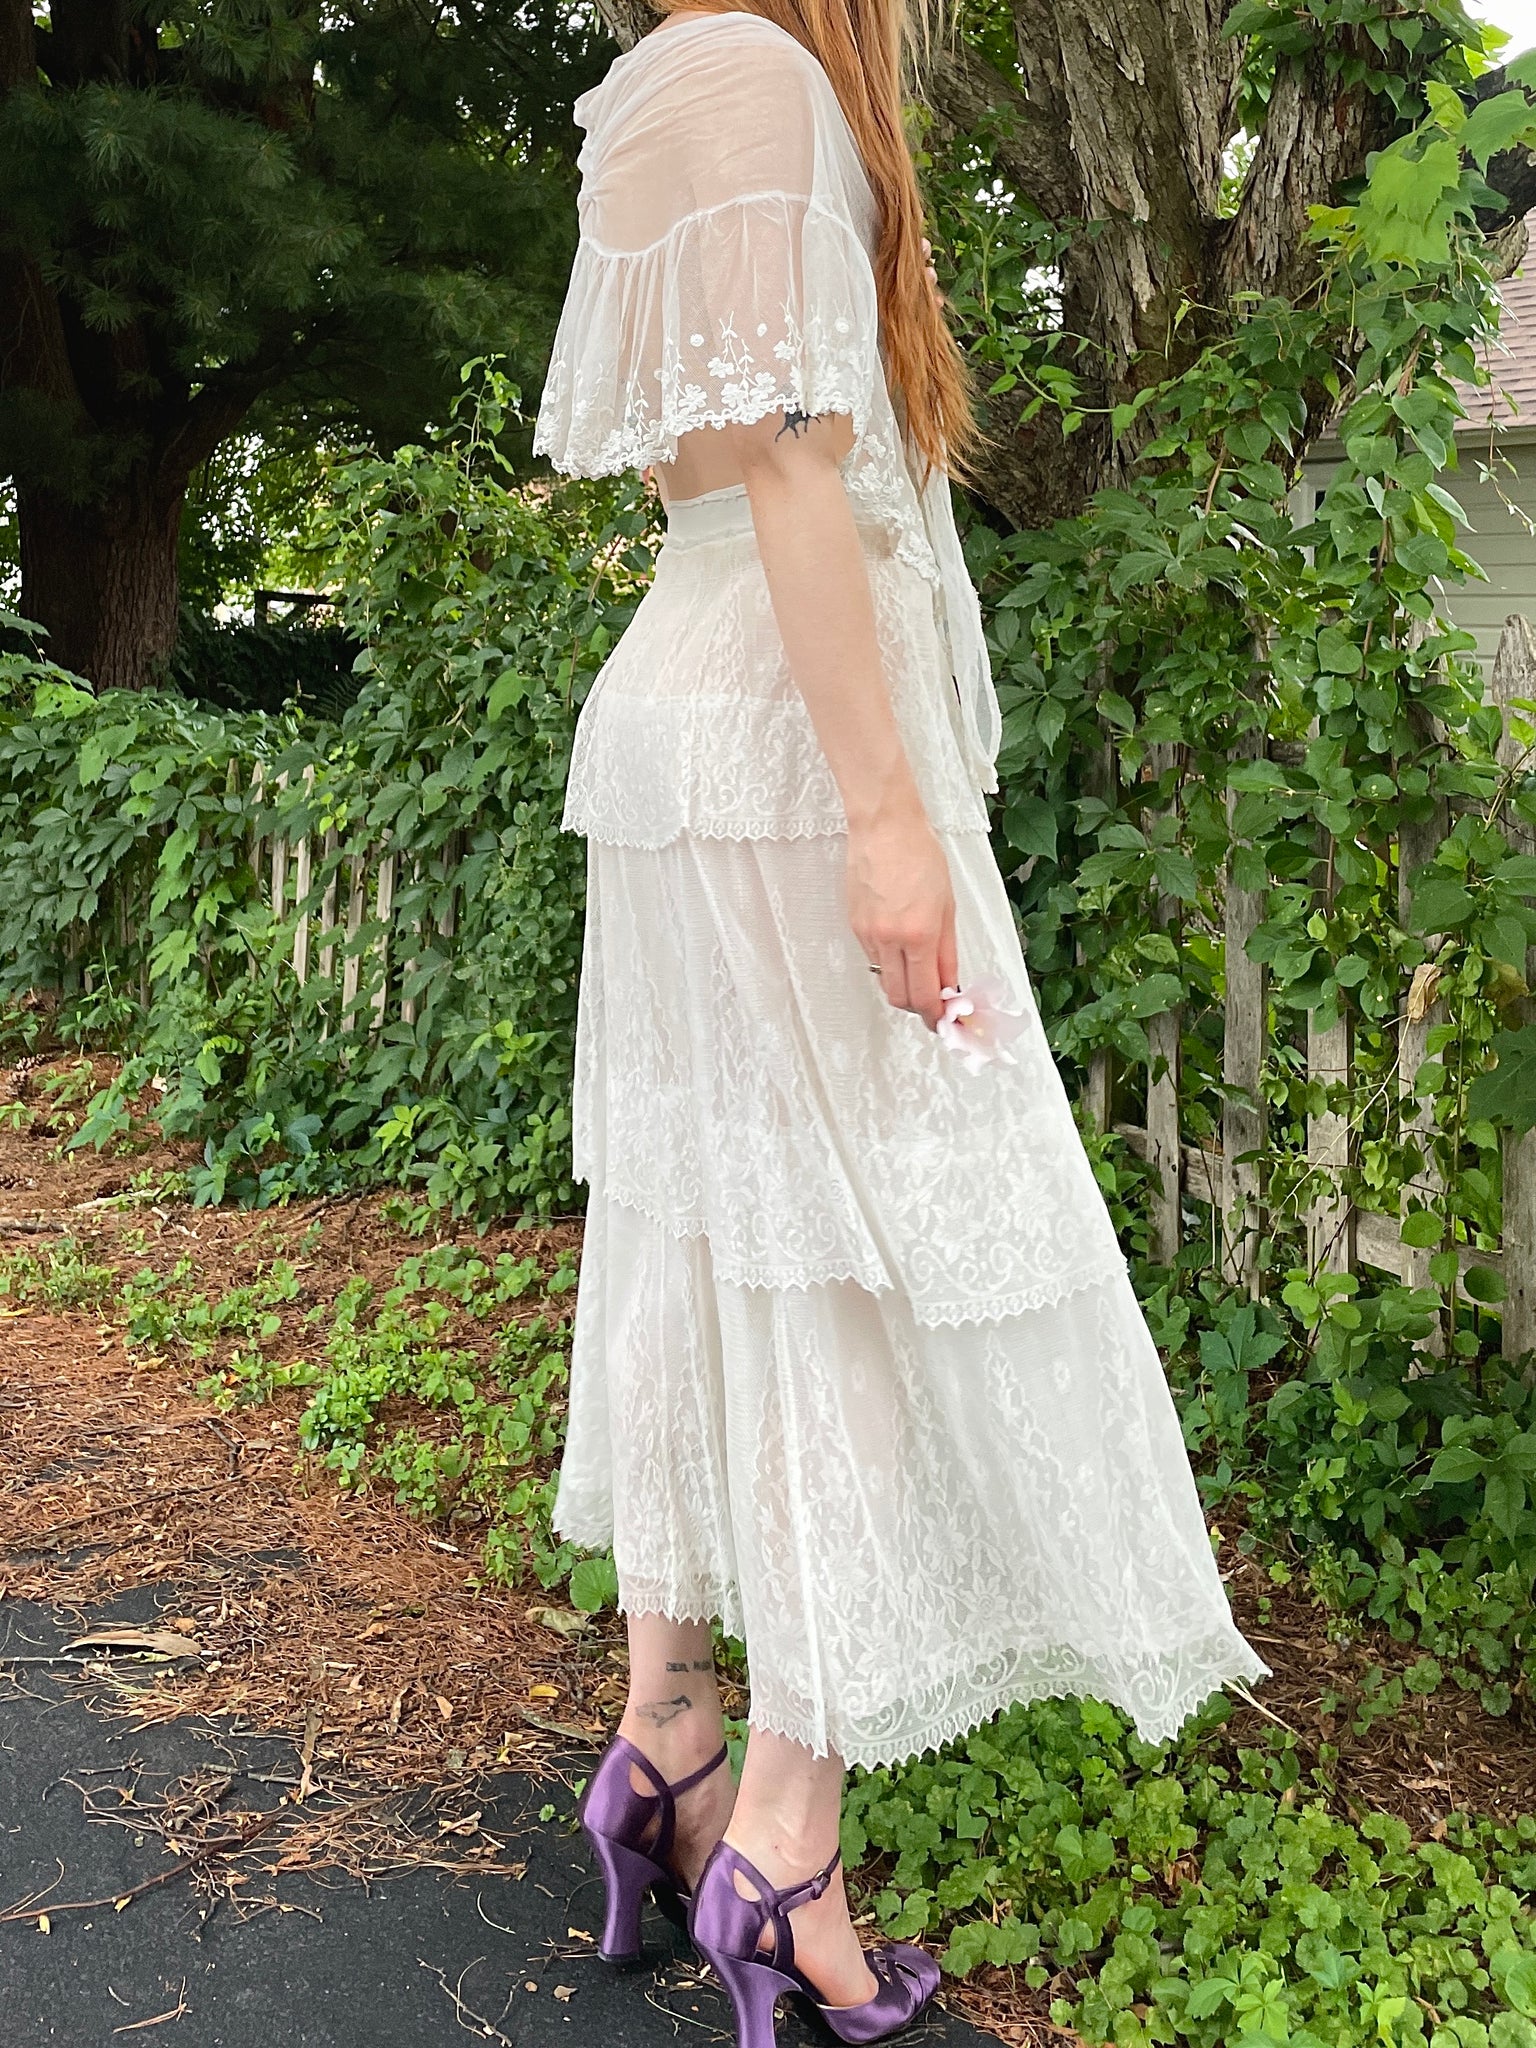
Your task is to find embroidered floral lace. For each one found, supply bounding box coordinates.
[537,11,1268,1763]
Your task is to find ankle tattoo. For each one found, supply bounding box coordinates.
[665,1660,715,1673]
[638,1693,693,1726]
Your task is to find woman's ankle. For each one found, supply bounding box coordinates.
[617,1690,725,1773]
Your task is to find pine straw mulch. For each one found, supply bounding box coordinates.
[3,1057,1536,2046]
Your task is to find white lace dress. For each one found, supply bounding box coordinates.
[533,10,1265,1768]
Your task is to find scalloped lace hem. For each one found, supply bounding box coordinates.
[564,810,848,847]
[540,377,873,484]
[563,1572,1271,1768]
[582,1180,1128,1325]
[739,1636,1272,1769]
[563,810,991,849]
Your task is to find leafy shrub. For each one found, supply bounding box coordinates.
[852,1696,1536,2046]
[167,613,364,720]
[0,368,658,1216]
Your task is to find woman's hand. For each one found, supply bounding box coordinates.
[846,803,958,1030]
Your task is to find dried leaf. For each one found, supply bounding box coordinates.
[528,1683,559,1701]
[528,1606,593,1638]
[435,1695,454,1722]
[37,1914,50,1935]
[62,1627,200,1660]
[1407,961,1443,1023]
[553,1986,577,2002]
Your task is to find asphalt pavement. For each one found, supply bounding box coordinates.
[0,1590,995,2048]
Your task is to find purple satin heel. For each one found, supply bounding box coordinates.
[689,1838,940,2046]
[577,1733,731,1963]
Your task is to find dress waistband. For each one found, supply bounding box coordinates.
[661,482,902,556]
[661,483,754,550]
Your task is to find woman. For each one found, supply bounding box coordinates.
[533,3,1265,2041]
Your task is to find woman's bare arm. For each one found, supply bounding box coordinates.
[718,407,957,1029]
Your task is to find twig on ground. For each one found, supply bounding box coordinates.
[7,1481,234,1549]
[417,1957,518,2045]
[112,1982,189,2034]
[0,1805,290,1923]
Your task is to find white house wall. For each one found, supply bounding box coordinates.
[1300,441,1536,671]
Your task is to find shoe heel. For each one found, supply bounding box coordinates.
[698,1942,795,2048]
[584,1824,661,1964]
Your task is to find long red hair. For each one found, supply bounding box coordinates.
[653,0,977,479]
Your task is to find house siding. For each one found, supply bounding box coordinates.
[1301,441,1536,670]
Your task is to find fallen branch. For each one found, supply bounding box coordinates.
[8,1480,234,1549]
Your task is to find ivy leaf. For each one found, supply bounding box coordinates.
[1410,877,1476,930]
[1152,848,1199,902]
[1003,795,1059,861]
[1400,1209,1444,1248]
[1462,1262,1506,1305]
[1482,914,1531,971]
[1468,1024,1536,1134]
[1486,1468,1529,1541]
[1461,89,1536,170]
[1356,134,1464,267]
[1221,0,1273,36]
[1125,972,1184,1019]
[1429,1445,1487,1486]
[1316,626,1362,675]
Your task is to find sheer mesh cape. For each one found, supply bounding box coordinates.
[532,10,1000,794]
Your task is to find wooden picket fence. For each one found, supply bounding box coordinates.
[1084,612,1536,1356]
[244,763,464,1038]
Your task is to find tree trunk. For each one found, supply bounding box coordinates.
[18,479,184,692]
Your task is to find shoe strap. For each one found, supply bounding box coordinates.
[667,1741,730,1798]
[771,1845,841,1912]
[608,1736,728,1871]
[751,1844,842,1976]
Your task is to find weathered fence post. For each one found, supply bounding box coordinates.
[1492,615,1536,1362]
[1398,791,1448,1344]
[1307,1004,1355,1276]
[401,856,422,1030]
[1079,724,1117,1136]
[1146,743,1183,1264]
[1223,722,1268,1293]
[370,852,396,1035]
[291,766,315,983]
[270,771,289,922]
[247,760,266,882]
[1306,793,1355,1278]
[340,853,367,1028]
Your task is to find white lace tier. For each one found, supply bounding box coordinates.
[563,487,989,848]
[556,1193,1269,1766]
[572,827,1128,1326]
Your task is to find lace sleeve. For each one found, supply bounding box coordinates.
[534,19,880,479]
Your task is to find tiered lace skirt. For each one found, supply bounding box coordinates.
[553,486,1266,1768]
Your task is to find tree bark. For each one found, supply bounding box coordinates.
[19,479,184,692]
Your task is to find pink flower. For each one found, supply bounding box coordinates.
[936,978,1027,1073]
